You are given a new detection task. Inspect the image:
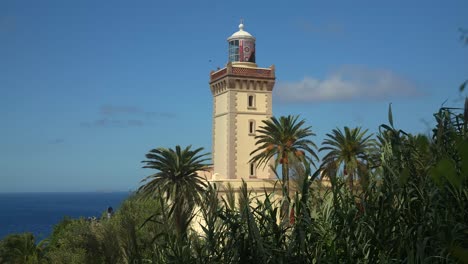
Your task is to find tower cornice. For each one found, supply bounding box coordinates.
[210,63,276,84]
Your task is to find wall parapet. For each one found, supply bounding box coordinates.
[210,64,275,84]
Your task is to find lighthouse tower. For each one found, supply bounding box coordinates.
[209,22,276,182]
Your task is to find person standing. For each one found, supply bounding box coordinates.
[107,206,113,219]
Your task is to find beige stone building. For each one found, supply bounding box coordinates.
[203,22,279,193]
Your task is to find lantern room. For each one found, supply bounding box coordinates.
[227,22,256,64]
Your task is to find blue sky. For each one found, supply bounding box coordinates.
[1,0,467,192]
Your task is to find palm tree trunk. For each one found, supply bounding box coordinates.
[174,202,182,237]
[281,162,290,223]
[283,163,290,199]
[173,200,187,239]
[348,171,354,194]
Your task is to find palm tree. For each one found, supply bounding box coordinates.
[250,115,318,200]
[0,233,43,263]
[139,145,210,237]
[320,126,376,191]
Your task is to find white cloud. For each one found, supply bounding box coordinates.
[80,118,144,128]
[48,138,64,144]
[100,105,176,119]
[299,19,344,35]
[80,105,176,128]
[275,66,422,102]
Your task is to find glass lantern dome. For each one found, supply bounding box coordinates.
[227,22,256,63]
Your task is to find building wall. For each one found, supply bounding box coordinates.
[234,90,272,179]
[211,65,275,181]
[213,92,229,179]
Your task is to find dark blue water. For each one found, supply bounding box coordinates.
[0,192,130,240]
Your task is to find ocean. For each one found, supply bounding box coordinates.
[0,192,130,240]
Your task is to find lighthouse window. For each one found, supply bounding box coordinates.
[228,40,240,62]
[249,120,255,135]
[248,94,255,108]
[249,162,256,177]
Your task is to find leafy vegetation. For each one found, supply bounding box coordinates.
[250,115,318,220]
[139,145,210,238]
[1,101,468,263]
[320,126,377,191]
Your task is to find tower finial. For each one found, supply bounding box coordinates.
[239,18,244,31]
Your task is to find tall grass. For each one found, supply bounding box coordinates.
[1,104,467,263]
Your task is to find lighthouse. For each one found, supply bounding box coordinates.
[209,22,276,182]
